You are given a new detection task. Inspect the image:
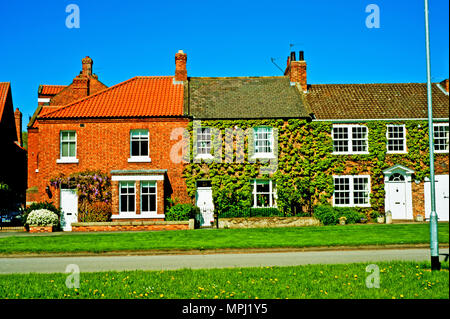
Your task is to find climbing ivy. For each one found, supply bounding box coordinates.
[183,119,447,218]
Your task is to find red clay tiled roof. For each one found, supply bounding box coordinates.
[40,76,184,119]
[306,82,449,120]
[39,85,66,96]
[0,82,11,120]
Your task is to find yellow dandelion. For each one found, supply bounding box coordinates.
[160,294,164,297]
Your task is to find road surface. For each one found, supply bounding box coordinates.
[0,248,448,274]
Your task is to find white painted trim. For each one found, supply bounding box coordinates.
[127,157,152,163]
[433,123,449,154]
[195,154,214,160]
[332,124,369,155]
[60,130,77,160]
[312,118,449,122]
[118,181,136,214]
[332,175,371,207]
[112,175,164,181]
[56,158,79,164]
[436,83,449,96]
[112,214,165,219]
[386,124,407,154]
[140,181,157,215]
[38,98,51,103]
[130,129,150,159]
[383,165,414,220]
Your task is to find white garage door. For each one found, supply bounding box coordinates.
[424,175,449,221]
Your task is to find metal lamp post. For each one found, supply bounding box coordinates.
[424,0,441,271]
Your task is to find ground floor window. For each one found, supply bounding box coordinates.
[333,175,370,207]
[252,179,276,208]
[119,181,135,213]
[141,181,157,213]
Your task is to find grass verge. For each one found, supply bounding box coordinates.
[0,223,448,255]
[0,261,448,299]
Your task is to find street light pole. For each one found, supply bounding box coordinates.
[424,0,440,271]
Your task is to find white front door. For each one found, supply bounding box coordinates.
[425,175,449,221]
[387,182,407,219]
[195,187,214,227]
[60,189,78,231]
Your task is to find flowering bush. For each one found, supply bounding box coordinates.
[26,209,59,226]
[50,171,111,204]
[78,201,112,222]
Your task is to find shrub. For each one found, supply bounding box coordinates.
[78,201,112,222]
[23,201,62,225]
[313,205,364,225]
[313,205,338,225]
[166,204,200,221]
[26,209,59,226]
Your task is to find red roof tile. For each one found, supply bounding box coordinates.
[40,76,184,119]
[39,85,66,96]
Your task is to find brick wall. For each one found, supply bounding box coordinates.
[26,118,191,212]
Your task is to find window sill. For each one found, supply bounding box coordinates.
[332,152,369,155]
[56,158,79,164]
[386,151,408,155]
[128,157,152,163]
[195,154,214,160]
[114,213,164,219]
[333,204,371,208]
[250,153,276,160]
[434,150,449,154]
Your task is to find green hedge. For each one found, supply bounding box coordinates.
[166,204,200,221]
[313,205,364,225]
[219,207,283,218]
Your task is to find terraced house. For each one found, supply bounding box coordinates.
[26,50,449,230]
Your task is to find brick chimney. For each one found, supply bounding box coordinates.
[14,108,22,146]
[81,56,93,76]
[440,79,449,93]
[285,51,307,92]
[174,50,187,82]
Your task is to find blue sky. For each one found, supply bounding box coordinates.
[0,0,448,130]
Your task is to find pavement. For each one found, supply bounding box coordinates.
[0,248,448,274]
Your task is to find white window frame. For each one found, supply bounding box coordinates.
[252,179,277,208]
[57,130,79,164]
[128,129,151,163]
[433,123,449,154]
[332,125,369,155]
[253,127,274,159]
[140,181,157,214]
[195,127,213,159]
[119,181,136,214]
[333,175,371,207]
[386,124,407,154]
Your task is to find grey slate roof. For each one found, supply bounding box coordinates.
[187,76,311,119]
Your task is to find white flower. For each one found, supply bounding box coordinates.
[26,209,59,226]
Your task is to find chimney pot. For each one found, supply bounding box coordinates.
[290,51,296,62]
[81,56,93,76]
[299,51,304,61]
[175,50,187,82]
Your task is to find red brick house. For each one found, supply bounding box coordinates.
[26,50,449,231]
[27,52,190,230]
[0,82,27,211]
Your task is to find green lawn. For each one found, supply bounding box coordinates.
[0,223,448,255]
[0,261,448,299]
